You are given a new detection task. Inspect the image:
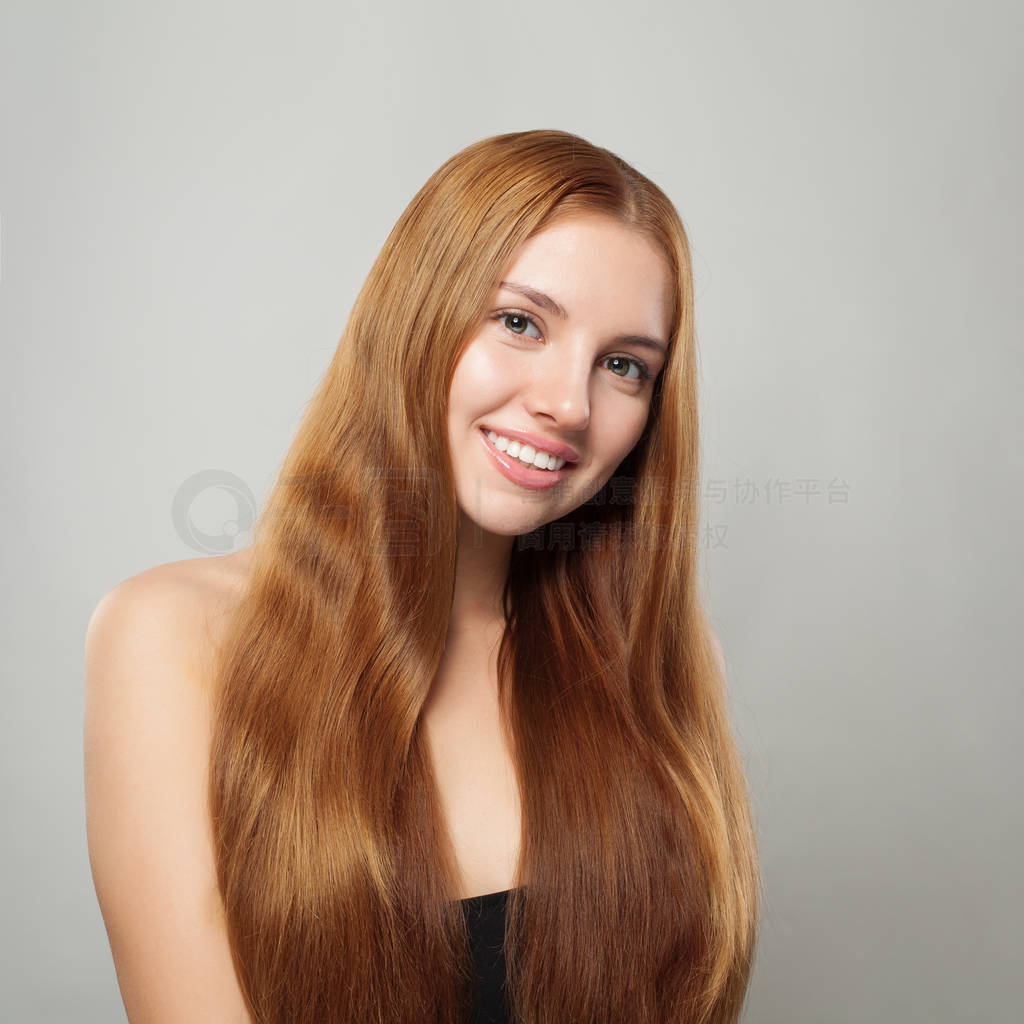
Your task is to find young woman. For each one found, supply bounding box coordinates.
[84,129,760,1024]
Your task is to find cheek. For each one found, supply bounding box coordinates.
[594,401,651,465]
[448,338,519,413]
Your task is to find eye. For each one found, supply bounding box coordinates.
[493,309,654,384]
[602,355,652,382]
[494,310,543,340]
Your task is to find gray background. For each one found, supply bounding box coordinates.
[2,1,1020,1021]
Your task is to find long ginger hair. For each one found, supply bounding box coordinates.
[209,129,760,1024]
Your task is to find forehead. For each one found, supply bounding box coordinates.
[500,214,674,340]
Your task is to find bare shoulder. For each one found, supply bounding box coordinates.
[86,548,254,698]
[83,548,255,1023]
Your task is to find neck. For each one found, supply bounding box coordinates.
[449,512,515,632]
[421,514,513,718]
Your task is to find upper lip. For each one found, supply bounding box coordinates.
[480,425,580,463]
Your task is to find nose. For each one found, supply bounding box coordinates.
[522,350,591,433]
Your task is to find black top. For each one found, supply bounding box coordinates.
[460,888,512,1024]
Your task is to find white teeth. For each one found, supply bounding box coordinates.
[485,430,566,470]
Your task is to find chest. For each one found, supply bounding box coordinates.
[421,627,522,900]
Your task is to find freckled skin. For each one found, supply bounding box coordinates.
[447,213,674,539]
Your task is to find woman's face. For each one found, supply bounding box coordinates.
[447,212,673,539]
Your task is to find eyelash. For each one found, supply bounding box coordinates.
[492,309,654,382]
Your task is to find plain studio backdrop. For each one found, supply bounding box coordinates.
[2,1,1020,1021]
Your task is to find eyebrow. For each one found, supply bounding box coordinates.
[499,280,669,356]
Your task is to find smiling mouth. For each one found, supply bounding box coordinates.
[477,428,576,491]
[478,428,574,471]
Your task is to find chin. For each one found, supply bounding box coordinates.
[457,503,555,540]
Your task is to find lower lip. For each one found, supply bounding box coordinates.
[477,428,576,491]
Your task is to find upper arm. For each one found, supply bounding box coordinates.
[83,570,253,1024]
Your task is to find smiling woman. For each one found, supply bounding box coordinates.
[449,214,672,532]
[84,129,760,1024]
